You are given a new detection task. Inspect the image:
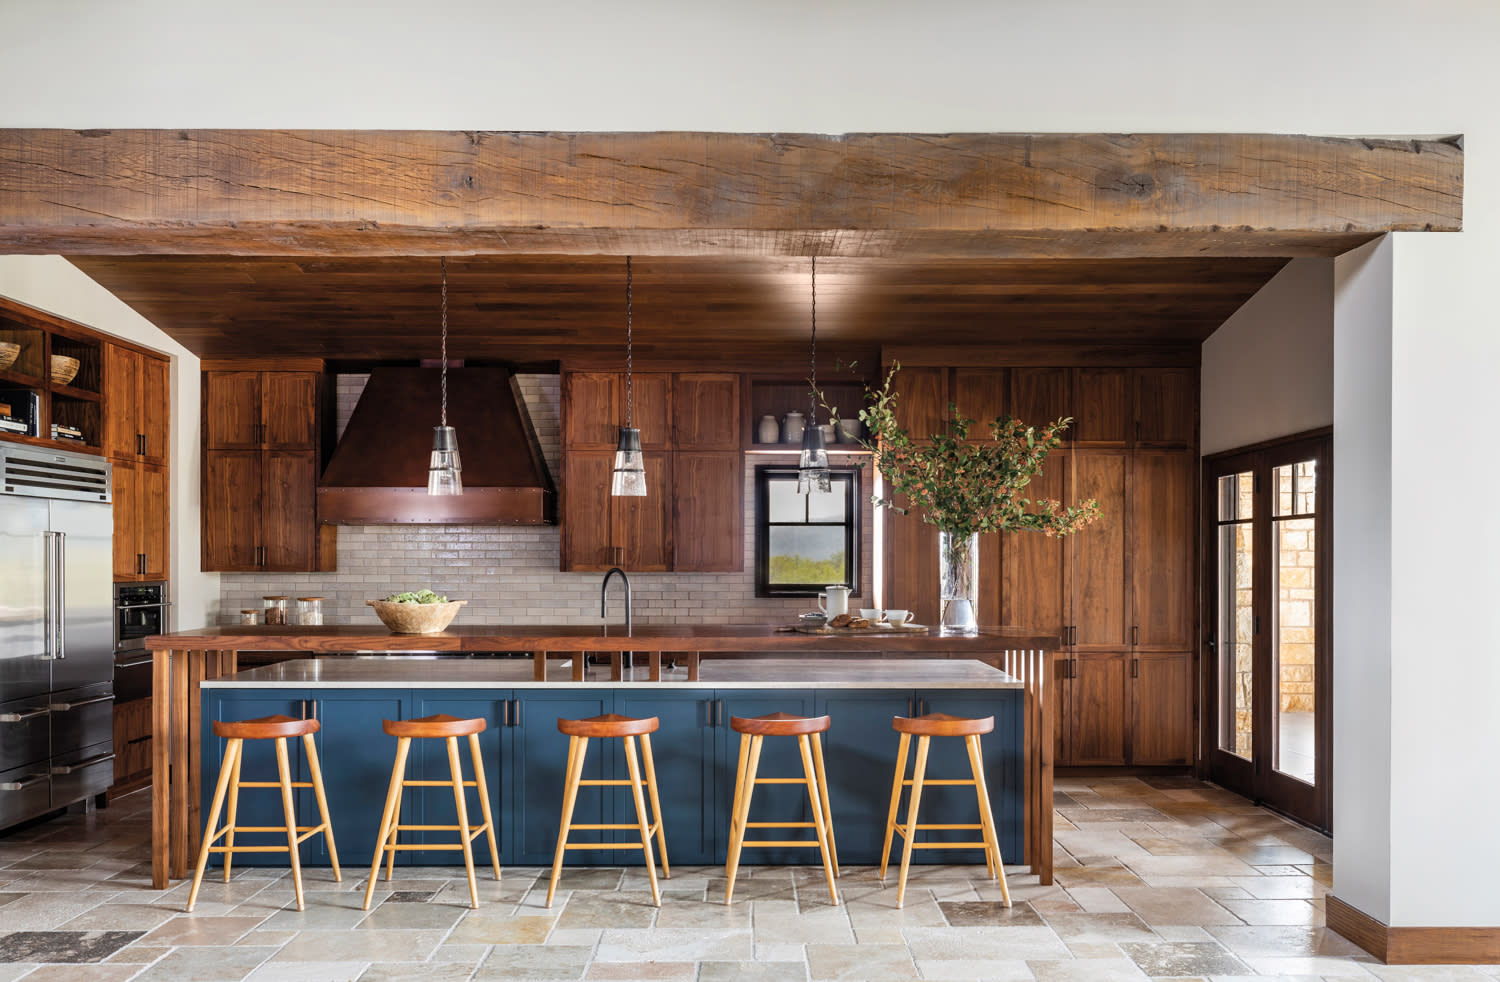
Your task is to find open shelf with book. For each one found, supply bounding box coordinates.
[0,299,107,455]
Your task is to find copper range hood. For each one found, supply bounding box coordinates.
[318,366,555,525]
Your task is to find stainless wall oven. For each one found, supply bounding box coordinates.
[116,582,169,654]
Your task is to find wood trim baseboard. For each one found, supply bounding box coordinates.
[1327,894,1500,964]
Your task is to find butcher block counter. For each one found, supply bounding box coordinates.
[144,625,1057,890]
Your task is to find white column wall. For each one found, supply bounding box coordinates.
[2,0,1499,925]
[0,257,219,630]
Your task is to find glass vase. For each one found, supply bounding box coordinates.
[938,530,980,636]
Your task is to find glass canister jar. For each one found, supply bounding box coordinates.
[296,597,326,626]
[239,609,261,626]
[263,596,290,626]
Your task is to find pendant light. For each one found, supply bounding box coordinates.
[426,256,463,496]
[610,256,647,496]
[797,256,832,494]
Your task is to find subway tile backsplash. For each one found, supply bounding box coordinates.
[220,374,875,626]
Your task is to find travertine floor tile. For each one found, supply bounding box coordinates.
[1111,887,1240,926]
[806,942,918,980]
[473,943,594,980]
[129,945,280,981]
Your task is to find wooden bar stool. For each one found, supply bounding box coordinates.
[879,712,1009,909]
[724,712,840,905]
[546,714,670,908]
[362,714,500,911]
[187,714,339,913]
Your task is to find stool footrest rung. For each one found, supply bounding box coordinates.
[742,840,821,848]
[752,777,810,785]
[386,823,491,836]
[401,779,479,788]
[209,845,296,854]
[237,780,317,789]
[568,822,662,833]
[745,821,816,829]
[221,824,325,834]
[900,778,979,786]
[577,779,660,788]
[563,842,650,851]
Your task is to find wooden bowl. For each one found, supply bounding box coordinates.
[50,355,80,386]
[367,599,466,634]
[0,341,19,371]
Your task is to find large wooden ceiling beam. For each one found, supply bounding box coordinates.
[0,131,1461,258]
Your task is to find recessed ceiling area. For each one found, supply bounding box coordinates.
[67,255,1289,364]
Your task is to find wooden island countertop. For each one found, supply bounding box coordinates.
[143,625,1056,890]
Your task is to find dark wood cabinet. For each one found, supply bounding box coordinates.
[891,366,947,440]
[1009,368,1071,436]
[1000,449,1067,638]
[111,697,153,796]
[1065,650,1129,765]
[201,369,330,572]
[1070,450,1129,649]
[1134,367,1197,448]
[111,457,169,581]
[1073,368,1130,446]
[105,344,170,465]
[673,452,742,572]
[560,370,741,572]
[1130,651,1194,765]
[952,369,1007,431]
[1128,451,1195,649]
[111,461,140,581]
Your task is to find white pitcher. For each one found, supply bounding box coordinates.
[817,585,852,618]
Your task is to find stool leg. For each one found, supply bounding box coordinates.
[447,736,479,909]
[468,733,502,882]
[385,742,409,883]
[546,735,587,908]
[274,736,305,912]
[638,732,671,880]
[798,734,839,906]
[723,733,762,906]
[187,737,240,913]
[966,734,1010,906]
[879,733,911,881]
[895,735,931,909]
[303,733,341,883]
[810,732,840,877]
[364,736,411,910]
[725,732,750,875]
[622,734,661,907]
[222,738,244,883]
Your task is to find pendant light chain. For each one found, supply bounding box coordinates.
[440,256,449,427]
[808,256,817,416]
[625,256,634,429]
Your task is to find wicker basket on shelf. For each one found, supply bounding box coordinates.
[50,355,80,386]
[0,341,20,372]
[367,599,466,634]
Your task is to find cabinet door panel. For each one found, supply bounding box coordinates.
[261,373,318,451]
[1131,652,1194,765]
[562,372,619,450]
[814,691,914,867]
[674,373,740,450]
[111,460,141,581]
[611,690,715,866]
[1070,451,1128,648]
[1130,452,1195,648]
[921,689,1025,864]
[612,452,671,571]
[632,373,674,450]
[202,451,261,571]
[716,690,819,866]
[1009,368,1071,438]
[1001,449,1068,639]
[882,495,939,627]
[102,345,139,460]
[561,452,614,571]
[305,691,408,866]
[1135,367,1196,447]
[139,353,170,464]
[261,452,318,571]
[1072,368,1130,446]
[1069,651,1128,765]
[204,372,261,450]
[673,452,741,572]
[411,692,510,865]
[892,367,947,441]
[952,369,1007,433]
[140,462,169,581]
[510,691,615,866]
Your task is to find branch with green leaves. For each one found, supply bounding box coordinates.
[818,363,1101,539]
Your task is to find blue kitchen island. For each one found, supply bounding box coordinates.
[199,657,1029,874]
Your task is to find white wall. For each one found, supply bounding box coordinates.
[0,257,219,629]
[1201,259,1333,456]
[3,0,1498,927]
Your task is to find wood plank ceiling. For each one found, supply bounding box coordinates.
[68,255,1289,364]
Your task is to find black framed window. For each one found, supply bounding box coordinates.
[754,465,860,598]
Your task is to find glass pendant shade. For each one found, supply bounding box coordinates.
[427,424,463,496]
[611,426,647,496]
[796,424,832,494]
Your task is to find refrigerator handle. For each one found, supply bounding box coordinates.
[43,531,59,660]
[55,531,66,659]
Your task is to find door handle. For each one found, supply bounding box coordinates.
[51,752,116,774]
[1131,658,1139,679]
[0,773,49,791]
[1132,625,1139,646]
[0,707,50,722]
[48,695,114,712]
[137,433,145,456]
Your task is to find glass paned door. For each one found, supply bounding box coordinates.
[1204,436,1330,832]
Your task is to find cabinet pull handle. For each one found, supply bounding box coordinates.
[300,699,307,720]
[906,697,913,716]
[513,699,522,727]
[502,699,510,727]
[308,699,317,721]
[1071,658,1078,680]
[1131,658,1139,679]
[1132,625,1139,646]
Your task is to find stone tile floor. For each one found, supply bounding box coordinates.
[1,774,1496,980]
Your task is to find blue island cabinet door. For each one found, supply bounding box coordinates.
[610,689,716,867]
[917,688,1026,866]
[408,691,511,866]
[714,689,821,867]
[813,690,917,867]
[509,690,614,867]
[199,690,309,869]
[305,690,410,868]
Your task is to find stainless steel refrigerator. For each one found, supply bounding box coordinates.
[1,445,116,830]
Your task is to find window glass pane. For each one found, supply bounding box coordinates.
[767,526,847,585]
[1217,472,1253,521]
[806,484,846,522]
[1296,460,1317,514]
[767,479,806,523]
[1274,515,1317,785]
[1218,523,1254,760]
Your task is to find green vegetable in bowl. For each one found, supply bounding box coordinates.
[383,590,448,604]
